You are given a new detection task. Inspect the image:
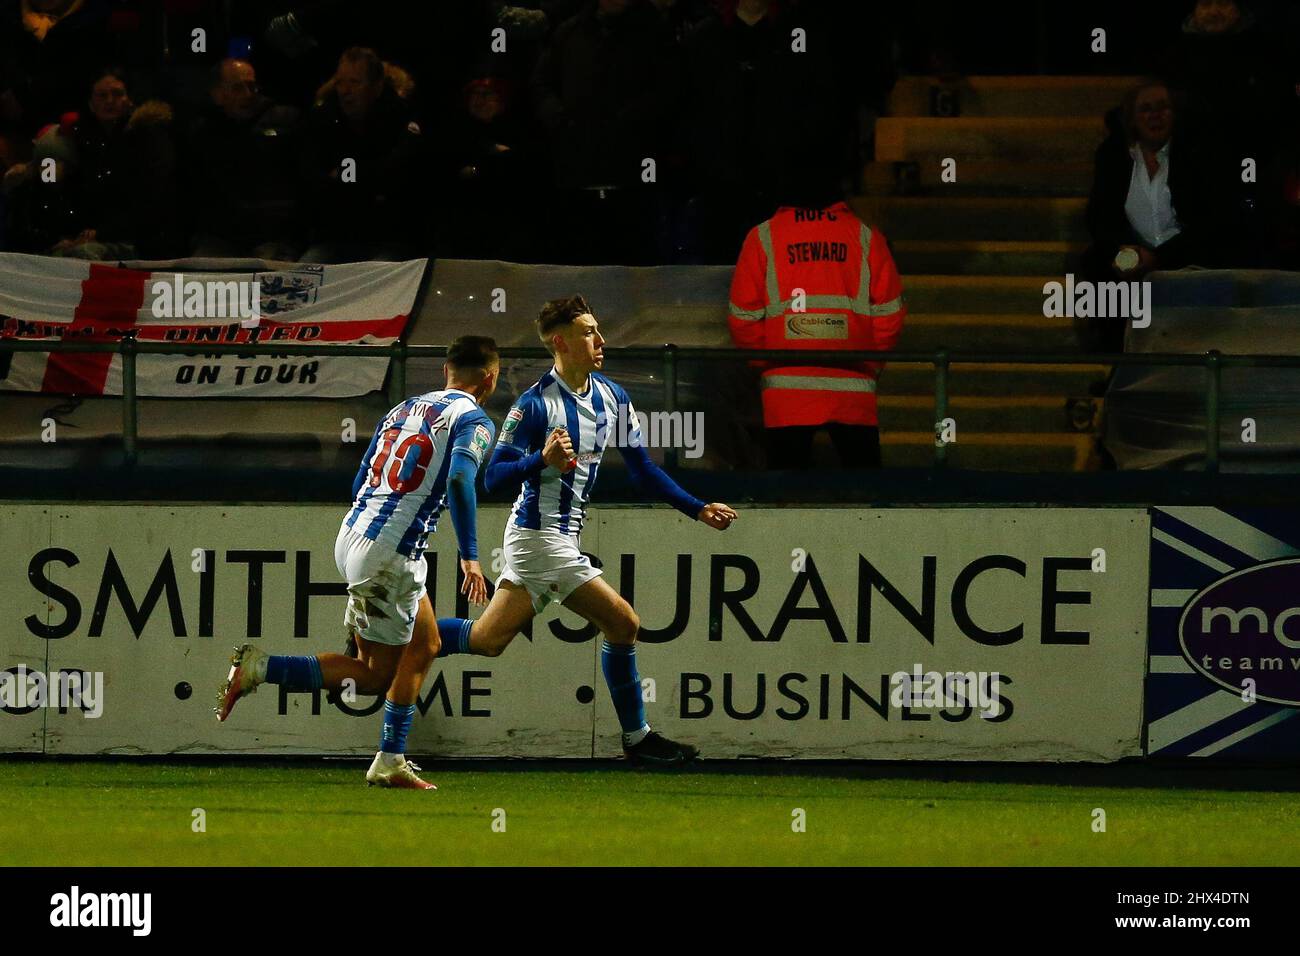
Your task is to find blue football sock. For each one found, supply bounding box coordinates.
[437,618,473,656]
[380,700,417,755]
[600,640,648,735]
[264,655,322,691]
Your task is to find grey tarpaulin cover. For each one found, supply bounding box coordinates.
[1105,270,1300,471]
[406,259,763,469]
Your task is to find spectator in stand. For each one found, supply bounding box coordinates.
[435,74,539,261]
[1,117,78,253]
[41,67,181,260]
[648,0,716,42]
[185,58,302,261]
[1162,0,1290,267]
[679,0,848,264]
[253,1,488,116]
[488,4,550,95]
[1163,0,1287,135]
[1080,79,1208,351]
[531,0,678,264]
[298,46,423,263]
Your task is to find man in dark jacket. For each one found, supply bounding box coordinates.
[533,0,675,191]
[1162,0,1290,267]
[185,58,302,261]
[679,0,850,263]
[531,0,677,263]
[298,47,423,263]
[435,75,540,261]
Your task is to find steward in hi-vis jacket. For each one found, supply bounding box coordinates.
[729,200,906,467]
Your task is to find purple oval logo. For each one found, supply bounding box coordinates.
[1178,557,1300,707]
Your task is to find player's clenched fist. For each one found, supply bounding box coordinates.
[697,502,737,530]
[543,426,576,471]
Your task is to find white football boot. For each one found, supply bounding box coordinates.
[215,643,267,722]
[366,752,438,790]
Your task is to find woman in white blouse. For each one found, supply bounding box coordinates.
[1083,79,1208,283]
[1078,79,1211,351]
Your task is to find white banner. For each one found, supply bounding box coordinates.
[0,253,425,397]
[0,504,1150,760]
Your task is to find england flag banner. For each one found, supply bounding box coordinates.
[0,252,425,397]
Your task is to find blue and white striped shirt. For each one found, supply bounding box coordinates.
[343,389,494,559]
[493,369,639,534]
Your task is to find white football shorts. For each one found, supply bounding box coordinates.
[334,524,427,646]
[496,523,602,614]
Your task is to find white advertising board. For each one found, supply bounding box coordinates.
[0,505,1149,761]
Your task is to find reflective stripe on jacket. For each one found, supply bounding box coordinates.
[728,202,906,427]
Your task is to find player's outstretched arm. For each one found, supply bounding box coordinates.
[618,442,736,530]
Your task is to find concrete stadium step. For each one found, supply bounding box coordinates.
[860,160,1095,196]
[896,313,1078,351]
[892,240,1084,275]
[853,75,1117,475]
[877,395,1095,433]
[879,431,1091,471]
[875,117,1104,164]
[901,275,1051,314]
[887,75,1136,118]
[852,197,1088,242]
[884,361,1109,396]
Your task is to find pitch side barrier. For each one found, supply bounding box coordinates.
[3,339,1300,506]
[3,501,1296,760]
[0,502,1151,760]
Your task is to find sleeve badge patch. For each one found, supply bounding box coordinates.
[501,406,524,443]
[471,423,492,461]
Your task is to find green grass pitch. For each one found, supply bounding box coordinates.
[3,759,1297,867]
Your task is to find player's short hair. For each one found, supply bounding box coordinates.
[446,335,498,373]
[536,296,591,353]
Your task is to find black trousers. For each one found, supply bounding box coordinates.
[765,424,882,469]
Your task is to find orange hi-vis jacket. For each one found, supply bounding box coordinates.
[728,202,906,428]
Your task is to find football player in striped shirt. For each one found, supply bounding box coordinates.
[215,335,500,789]
[435,297,737,766]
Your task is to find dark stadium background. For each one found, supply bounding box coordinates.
[0,0,1298,895]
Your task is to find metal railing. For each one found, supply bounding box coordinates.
[4,337,1299,472]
